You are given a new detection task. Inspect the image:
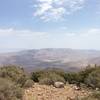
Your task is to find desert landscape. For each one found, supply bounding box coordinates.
[0,0,100,100]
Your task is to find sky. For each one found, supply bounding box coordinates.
[0,0,100,52]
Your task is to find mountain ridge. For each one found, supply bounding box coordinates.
[0,48,100,72]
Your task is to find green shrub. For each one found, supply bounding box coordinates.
[63,72,82,86]
[0,65,30,87]
[23,79,34,88]
[0,66,24,81]
[31,66,100,88]
[63,66,100,86]
[39,73,65,85]
[31,68,66,85]
[78,66,97,83]
[85,69,100,89]
[39,77,53,85]
[0,78,23,100]
[31,72,39,82]
[17,75,29,87]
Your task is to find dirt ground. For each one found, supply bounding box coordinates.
[23,83,91,100]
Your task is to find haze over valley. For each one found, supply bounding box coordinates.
[0,48,100,72]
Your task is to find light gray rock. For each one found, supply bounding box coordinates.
[54,82,64,88]
[73,85,81,91]
[96,88,99,91]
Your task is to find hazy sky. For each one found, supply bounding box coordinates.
[0,0,100,52]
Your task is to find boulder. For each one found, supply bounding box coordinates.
[54,82,64,88]
[73,85,81,91]
[96,88,99,91]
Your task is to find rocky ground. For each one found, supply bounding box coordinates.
[23,83,91,100]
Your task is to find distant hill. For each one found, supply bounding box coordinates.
[0,48,100,72]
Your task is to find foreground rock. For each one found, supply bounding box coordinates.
[73,85,81,91]
[54,82,64,88]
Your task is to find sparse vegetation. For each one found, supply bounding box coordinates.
[39,73,65,85]
[85,68,100,89]
[0,78,23,100]
[0,65,100,100]
[31,68,65,85]
[0,65,34,100]
[23,79,34,88]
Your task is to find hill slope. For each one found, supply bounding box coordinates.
[0,48,100,72]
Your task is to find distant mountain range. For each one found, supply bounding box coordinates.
[0,48,100,72]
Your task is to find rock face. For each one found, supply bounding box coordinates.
[54,82,64,88]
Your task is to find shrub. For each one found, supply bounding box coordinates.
[0,66,24,81]
[39,72,65,85]
[63,72,82,85]
[85,69,100,89]
[17,75,29,87]
[0,65,30,87]
[63,66,100,86]
[39,77,53,85]
[31,72,39,82]
[78,66,97,83]
[0,78,23,100]
[31,68,66,85]
[23,79,34,88]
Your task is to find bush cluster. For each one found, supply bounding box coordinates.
[1,65,100,100]
[31,66,100,89]
[31,68,65,85]
[0,65,34,100]
[0,78,23,100]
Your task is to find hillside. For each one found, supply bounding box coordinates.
[1,65,100,100]
[0,48,100,72]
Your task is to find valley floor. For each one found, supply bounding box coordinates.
[23,83,91,100]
